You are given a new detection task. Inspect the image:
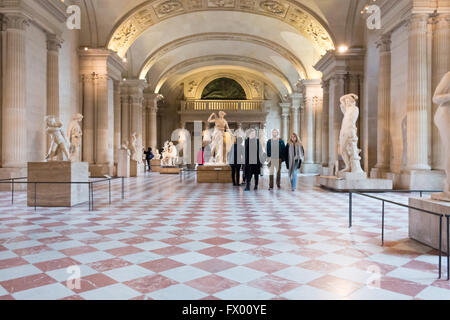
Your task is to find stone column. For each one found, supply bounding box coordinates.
[321,80,330,168]
[290,93,302,136]
[2,14,29,169]
[373,34,392,175]
[113,80,121,165]
[145,93,162,150]
[406,13,431,171]
[46,34,62,118]
[120,94,130,146]
[432,14,449,170]
[300,79,322,173]
[280,103,290,142]
[142,106,147,149]
[81,73,95,164]
[328,75,345,171]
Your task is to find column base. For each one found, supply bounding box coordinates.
[317,175,393,191]
[387,170,445,190]
[320,166,333,176]
[370,167,390,179]
[301,163,320,174]
[130,160,144,177]
[409,197,450,254]
[89,164,114,178]
[0,167,27,191]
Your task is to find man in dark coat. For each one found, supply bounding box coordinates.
[244,129,265,191]
[143,147,154,171]
[266,129,286,190]
[228,137,245,186]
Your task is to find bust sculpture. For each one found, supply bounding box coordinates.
[338,94,365,176]
[45,115,70,161]
[432,72,450,202]
[67,113,83,162]
[207,111,230,164]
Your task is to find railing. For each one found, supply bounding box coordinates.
[348,190,448,280]
[0,177,125,211]
[182,100,264,112]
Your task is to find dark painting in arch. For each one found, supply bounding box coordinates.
[201,77,247,100]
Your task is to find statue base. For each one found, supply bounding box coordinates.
[27,161,89,207]
[337,171,367,180]
[160,167,182,174]
[117,150,130,178]
[0,167,27,191]
[150,159,161,172]
[318,175,393,191]
[197,165,232,183]
[431,192,450,202]
[89,164,113,178]
[130,160,144,177]
[409,197,450,254]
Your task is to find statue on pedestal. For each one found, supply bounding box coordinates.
[67,113,83,162]
[207,111,231,164]
[129,132,142,163]
[432,72,450,202]
[45,115,70,161]
[338,94,365,176]
[161,141,178,166]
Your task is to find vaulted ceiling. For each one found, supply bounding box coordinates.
[75,0,366,98]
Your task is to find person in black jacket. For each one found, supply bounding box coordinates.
[266,129,286,190]
[228,136,245,186]
[244,129,265,191]
[143,147,155,171]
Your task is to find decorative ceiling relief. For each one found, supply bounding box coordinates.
[108,0,335,58]
[208,0,235,8]
[259,0,288,17]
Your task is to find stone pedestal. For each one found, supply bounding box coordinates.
[197,165,232,183]
[27,162,89,207]
[89,164,113,178]
[0,168,27,191]
[318,176,393,191]
[160,167,182,174]
[337,171,367,180]
[117,150,130,177]
[150,159,161,172]
[130,160,144,177]
[409,197,450,254]
[394,170,445,190]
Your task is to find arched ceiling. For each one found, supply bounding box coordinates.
[76,0,366,99]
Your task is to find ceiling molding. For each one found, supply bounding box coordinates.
[138,32,308,80]
[106,0,335,58]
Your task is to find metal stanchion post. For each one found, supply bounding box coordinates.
[439,215,443,279]
[349,192,352,228]
[121,177,124,200]
[11,178,14,204]
[382,201,385,246]
[34,183,37,211]
[109,179,111,204]
[91,182,94,211]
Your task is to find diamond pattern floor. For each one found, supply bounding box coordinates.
[0,172,448,300]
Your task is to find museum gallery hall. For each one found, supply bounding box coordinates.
[0,0,448,301]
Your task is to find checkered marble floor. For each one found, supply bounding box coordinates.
[0,172,448,300]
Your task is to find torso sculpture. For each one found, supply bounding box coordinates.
[45,116,70,161]
[67,113,83,162]
[338,94,364,175]
[432,72,450,201]
[207,111,230,164]
[129,132,142,163]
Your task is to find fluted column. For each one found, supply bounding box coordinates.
[374,34,392,172]
[432,14,450,170]
[81,73,95,164]
[120,94,130,146]
[321,80,330,167]
[46,34,62,118]
[2,14,29,168]
[142,106,147,149]
[280,103,290,142]
[290,93,302,136]
[148,94,163,150]
[113,80,121,164]
[329,75,345,170]
[406,14,431,171]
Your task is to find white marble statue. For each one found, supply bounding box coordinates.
[432,71,450,202]
[45,115,70,161]
[176,128,190,165]
[338,93,365,176]
[129,132,142,163]
[154,149,161,160]
[259,127,267,154]
[161,141,178,166]
[207,111,230,164]
[67,113,83,162]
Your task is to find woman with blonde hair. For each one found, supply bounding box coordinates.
[285,133,304,191]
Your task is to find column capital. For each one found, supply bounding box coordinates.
[279,102,291,116]
[376,34,391,53]
[432,13,450,26]
[47,34,63,53]
[406,13,429,30]
[3,13,30,30]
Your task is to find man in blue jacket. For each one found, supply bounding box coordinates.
[266,129,286,190]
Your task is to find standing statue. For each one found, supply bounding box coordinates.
[67,113,83,162]
[432,72,450,202]
[207,111,231,164]
[45,116,70,161]
[129,132,143,163]
[259,127,267,154]
[161,141,178,166]
[176,128,190,165]
[338,94,365,175]
[154,149,161,160]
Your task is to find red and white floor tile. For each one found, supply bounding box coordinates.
[0,172,448,300]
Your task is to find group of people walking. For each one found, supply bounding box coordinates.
[228,129,305,192]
